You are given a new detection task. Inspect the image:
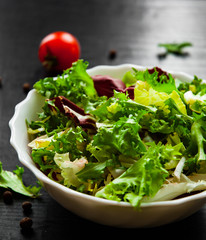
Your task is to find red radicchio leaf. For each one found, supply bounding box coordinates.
[148,67,169,81]
[47,96,96,131]
[58,96,88,116]
[91,75,126,98]
[122,86,135,100]
[51,96,80,124]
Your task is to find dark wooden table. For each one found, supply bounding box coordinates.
[1,0,206,238]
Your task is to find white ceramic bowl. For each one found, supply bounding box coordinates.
[9,64,206,228]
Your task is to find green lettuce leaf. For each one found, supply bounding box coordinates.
[0,162,41,197]
[28,99,71,137]
[31,126,88,173]
[186,116,206,161]
[80,114,147,183]
[31,148,56,172]
[122,70,137,87]
[51,127,88,159]
[91,91,156,122]
[133,68,177,94]
[95,143,168,208]
[90,115,146,159]
[53,153,88,187]
[34,60,97,104]
[140,97,192,146]
[178,75,206,96]
[64,60,97,98]
[76,161,112,182]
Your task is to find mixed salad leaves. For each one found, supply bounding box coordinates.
[27,60,206,208]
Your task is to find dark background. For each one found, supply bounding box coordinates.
[1,0,206,239]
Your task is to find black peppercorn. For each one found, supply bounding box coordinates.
[20,217,33,229]
[3,190,13,204]
[22,83,31,93]
[108,49,117,60]
[22,201,32,213]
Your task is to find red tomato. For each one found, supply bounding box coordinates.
[38,31,81,72]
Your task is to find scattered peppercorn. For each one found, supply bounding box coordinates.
[20,217,33,230]
[108,49,117,60]
[3,190,13,204]
[22,83,31,94]
[22,201,32,214]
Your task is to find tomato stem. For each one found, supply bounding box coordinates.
[43,54,58,71]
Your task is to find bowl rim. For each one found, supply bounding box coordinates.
[9,63,206,209]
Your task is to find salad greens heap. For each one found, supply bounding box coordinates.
[27,60,206,208]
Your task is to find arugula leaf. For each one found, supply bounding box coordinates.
[0,162,41,197]
[158,42,192,55]
[95,143,168,208]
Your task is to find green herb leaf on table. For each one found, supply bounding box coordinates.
[0,162,41,197]
[158,42,192,55]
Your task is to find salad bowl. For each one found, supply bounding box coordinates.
[9,64,206,228]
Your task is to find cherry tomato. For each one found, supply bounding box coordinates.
[38,31,81,72]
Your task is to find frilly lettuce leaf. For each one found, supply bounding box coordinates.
[34,60,97,104]
[31,148,56,172]
[95,143,169,208]
[186,116,206,162]
[54,153,88,187]
[143,173,206,202]
[134,81,187,115]
[123,67,177,94]
[27,99,72,137]
[178,75,206,96]
[91,91,156,122]
[78,114,147,185]
[90,115,146,159]
[31,126,88,175]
